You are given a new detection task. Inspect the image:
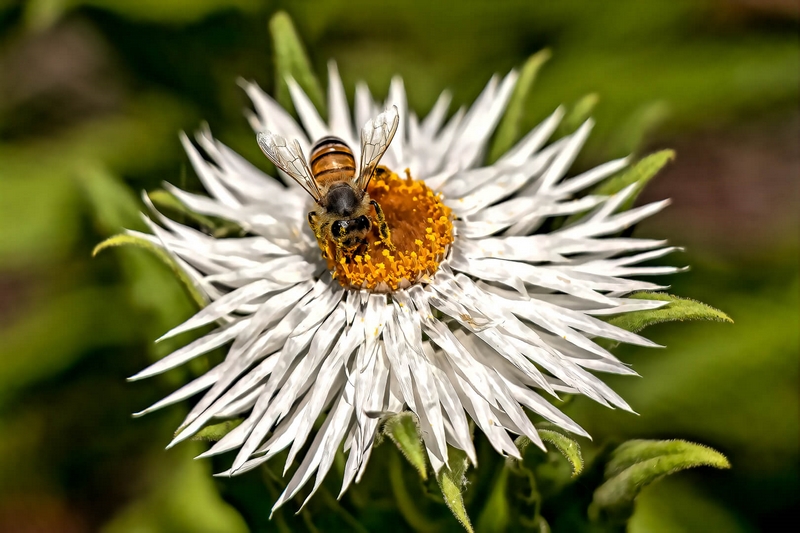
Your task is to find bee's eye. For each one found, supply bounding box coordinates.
[332,220,345,237]
[356,216,370,230]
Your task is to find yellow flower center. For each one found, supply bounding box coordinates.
[319,167,454,292]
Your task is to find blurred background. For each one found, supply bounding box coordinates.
[0,0,797,531]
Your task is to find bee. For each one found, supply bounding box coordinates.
[257,106,399,259]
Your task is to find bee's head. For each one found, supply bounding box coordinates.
[326,183,360,217]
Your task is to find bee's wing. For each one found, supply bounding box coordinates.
[357,105,400,191]
[257,131,322,202]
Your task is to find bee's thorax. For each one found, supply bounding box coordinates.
[325,183,361,217]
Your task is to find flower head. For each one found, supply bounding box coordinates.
[130,61,679,512]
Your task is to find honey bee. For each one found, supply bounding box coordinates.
[257,106,399,259]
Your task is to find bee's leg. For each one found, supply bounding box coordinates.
[307,211,329,259]
[370,200,394,250]
[307,211,321,239]
[329,241,341,263]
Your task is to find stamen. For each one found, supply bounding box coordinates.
[318,167,454,291]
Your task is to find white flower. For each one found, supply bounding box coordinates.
[129,61,679,512]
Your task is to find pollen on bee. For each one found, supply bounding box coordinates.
[319,166,454,292]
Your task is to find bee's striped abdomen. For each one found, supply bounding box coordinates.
[310,136,356,182]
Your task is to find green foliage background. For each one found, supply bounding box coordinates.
[0,0,797,531]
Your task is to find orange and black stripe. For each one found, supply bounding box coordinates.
[310,136,356,182]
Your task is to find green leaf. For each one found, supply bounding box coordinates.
[607,292,733,334]
[93,234,207,308]
[437,447,474,533]
[383,412,428,480]
[487,49,551,163]
[604,439,730,479]
[590,439,730,523]
[555,93,599,138]
[515,430,584,477]
[539,430,584,476]
[565,150,675,226]
[595,149,675,209]
[269,11,326,116]
[191,419,243,442]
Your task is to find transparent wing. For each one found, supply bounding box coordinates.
[257,131,322,202]
[357,105,400,191]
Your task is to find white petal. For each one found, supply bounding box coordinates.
[354,82,378,137]
[446,71,518,170]
[554,156,630,196]
[157,279,276,341]
[420,90,451,140]
[181,133,242,208]
[537,119,594,193]
[422,342,476,464]
[133,366,220,418]
[241,79,309,151]
[327,61,356,146]
[498,105,564,166]
[287,77,329,142]
[130,320,250,380]
[273,391,353,513]
[384,76,408,168]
